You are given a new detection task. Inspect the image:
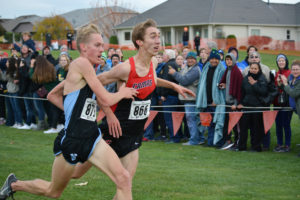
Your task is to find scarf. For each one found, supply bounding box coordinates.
[220,64,243,103]
[196,62,225,145]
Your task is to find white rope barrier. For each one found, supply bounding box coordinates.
[0,93,47,101]
[0,93,294,114]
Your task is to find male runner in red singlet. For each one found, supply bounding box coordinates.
[48,19,195,192]
[0,24,137,200]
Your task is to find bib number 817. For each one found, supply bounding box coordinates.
[80,98,97,121]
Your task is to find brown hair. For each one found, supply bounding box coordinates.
[6,57,18,79]
[132,19,157,49]
[32,55,56,84]
[76,23,101,52]
[250,62,262,72]
[291,60,300,68]
[199,48,206,54]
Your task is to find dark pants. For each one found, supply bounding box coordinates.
[195,45,200,56]
[163,95,182,142]
[222,106,240,145]
[0,90,5,118]
[5,96,14,126]
[153,105,166,138]
[239,111,264,151]
[44,101,60,128]
[275,110,293,146]
[68,41,72,50]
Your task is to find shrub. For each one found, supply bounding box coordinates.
[4,32,13,43]
[248,35,272,49]
[109,35,119,45]
[226,34,237,49]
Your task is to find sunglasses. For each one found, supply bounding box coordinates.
[291,68,300,72]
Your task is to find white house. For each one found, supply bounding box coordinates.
[115,0,300,50]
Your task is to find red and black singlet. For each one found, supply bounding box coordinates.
[101,57,156,136]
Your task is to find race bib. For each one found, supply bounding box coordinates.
[128,100,151,120]
[80,98,97,121]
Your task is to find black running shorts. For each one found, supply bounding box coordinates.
[53,129,102,165]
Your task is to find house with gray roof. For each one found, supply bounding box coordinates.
[1,15,43,33]
[0,6,138,43]
[61,6,138,42]
[115,0,300,50]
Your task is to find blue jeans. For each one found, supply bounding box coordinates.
[8,93,22,124]
[275,110,292,146]
[5,96,14,126]
[33,92,45,121]
[23,93,36,125]
[163,95,181,143]
[198,106,216,146]
[185,103,200,145]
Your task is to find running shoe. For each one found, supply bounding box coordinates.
[0,173,17,200]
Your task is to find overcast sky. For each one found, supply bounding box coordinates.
[1,0,299,19]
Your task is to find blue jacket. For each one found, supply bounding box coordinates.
[14,39,36,52]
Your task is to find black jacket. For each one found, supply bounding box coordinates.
[241,73,268,107]
[159,58,180,97]
[45,54,57,66]
[17,65,35,96]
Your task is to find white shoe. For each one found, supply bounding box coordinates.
[30,123,37,129]
[12,123,22,128]
[18,124,31,130]
[44,128,59,134]
[57,124,64,132]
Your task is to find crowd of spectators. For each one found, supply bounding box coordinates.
[0,34,299,156]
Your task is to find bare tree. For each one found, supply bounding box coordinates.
[89,0,138,41]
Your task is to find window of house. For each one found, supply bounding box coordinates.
[215,28,224,39]
[251,29,260,36]
[203,29,208,38]
[124,32,131,41]
[287,30,290,40]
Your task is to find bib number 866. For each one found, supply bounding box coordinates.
[133,105,149,116]
[129,100,151,120]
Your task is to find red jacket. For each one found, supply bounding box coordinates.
[273,69,291,106]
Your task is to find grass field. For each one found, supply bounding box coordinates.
[1,49,300,199]
[1,115,300,200]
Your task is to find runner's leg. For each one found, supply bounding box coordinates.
[72,162,93,179]
[11,155,74,198]
[88,139,132,200]
[120,149,139,179]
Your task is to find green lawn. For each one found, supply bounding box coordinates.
[1,113,300,200]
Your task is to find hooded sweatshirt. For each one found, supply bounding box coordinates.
[220,53,243,104]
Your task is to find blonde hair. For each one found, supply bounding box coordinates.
[76,24,101,52]
[132,19,157,49]
[59,54,71,71]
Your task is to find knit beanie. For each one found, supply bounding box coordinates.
[209,49,220,60]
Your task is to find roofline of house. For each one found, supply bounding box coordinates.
[115,22,300,30]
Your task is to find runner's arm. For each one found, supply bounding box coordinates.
[157,78,196,98]
[102,105,122,138]
[79,59,137,106]
[97,62,129,86]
